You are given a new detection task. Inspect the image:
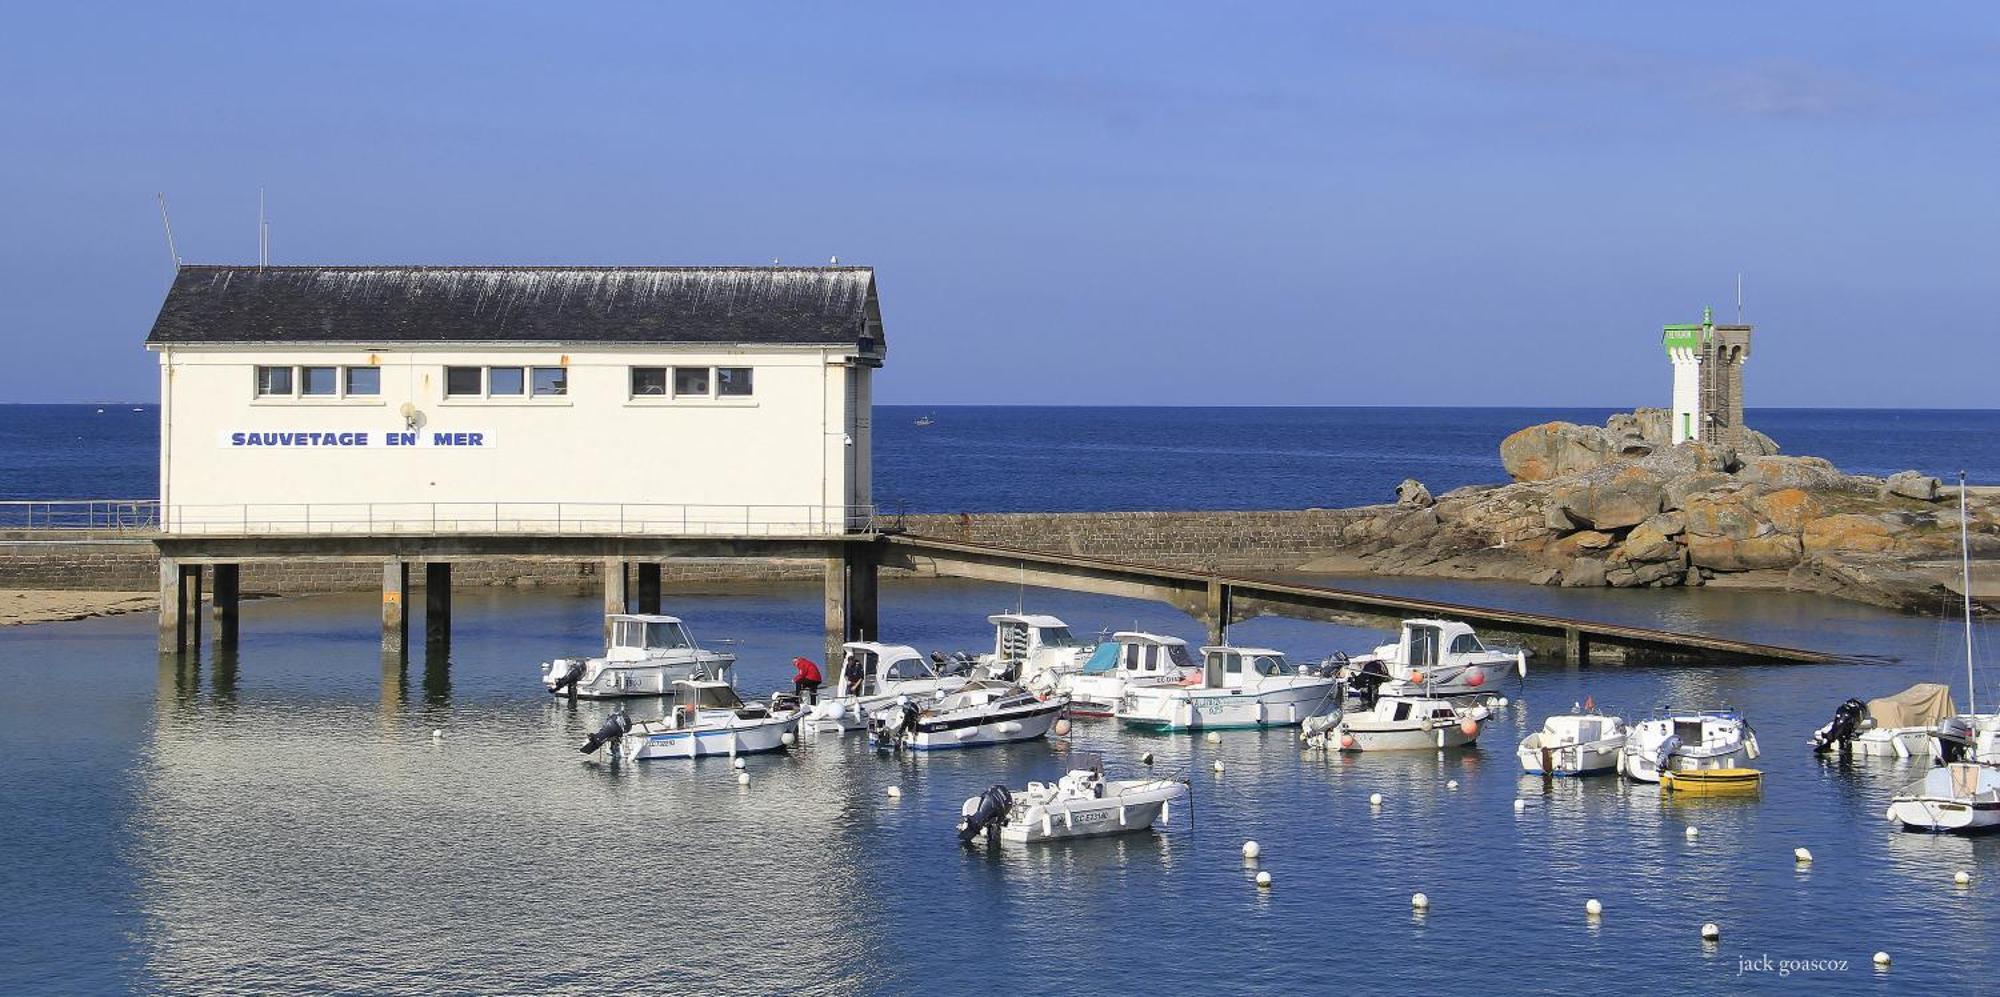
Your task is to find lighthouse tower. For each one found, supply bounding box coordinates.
[1663,307,1752,445]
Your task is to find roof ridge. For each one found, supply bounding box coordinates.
[175,263,872,272]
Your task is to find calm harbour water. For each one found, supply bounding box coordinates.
[4,403,2000,994]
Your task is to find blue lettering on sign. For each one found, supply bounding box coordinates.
[219,429,488,449]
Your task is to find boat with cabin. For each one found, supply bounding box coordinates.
[1518,711,1629,776]
[540,613,736,698]
[1302,693,1486,752]
[1066,631,1200,717]
[801,642,970,734]
[1620,709,1760,783]
[1886,762,2000,834]
[619,680,806,761]
[1116,646,1339,732]
[1334,619,1526,703]
[979,614,1093,692]
[956,757,1188,844]
[870,681,1068,750]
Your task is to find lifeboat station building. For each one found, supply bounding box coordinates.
[144,264,885,656]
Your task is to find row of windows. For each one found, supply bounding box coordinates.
[445,366,568,398]
[632,366,754,398]
[256,365,380,398]
[252,365,758,401]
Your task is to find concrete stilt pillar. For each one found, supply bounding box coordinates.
[603,558,628,643]
[211,563,239,646]
[425,562,452,644]
[1204,579,1231,646]
[180,564,203,650]
[1564,627,1590,666]
[635,562,662,615]
[382,561,409,659]
[158,556,183,655]
[848,544,879,645]
[824,550,849,671]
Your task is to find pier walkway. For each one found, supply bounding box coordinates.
[6,500,1840,666]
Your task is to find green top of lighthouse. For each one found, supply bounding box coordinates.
[1661,308,1712,354]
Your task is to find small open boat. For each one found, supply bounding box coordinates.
[957,758,1188,844]
[1660,768,1762,795]
[872,681,1067,751]
[615,680,804,761]
[1518,711,1628,776]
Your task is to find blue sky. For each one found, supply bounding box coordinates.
[2,3,1995,406]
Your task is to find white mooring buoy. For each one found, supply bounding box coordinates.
[781,732,796,747]
[1213,760,1226,774]
[1053,718,1071,737]
[1685,826,1700,840]
[1794,847,1813,864]
[1700,922,1720,942]
[885,785,902,799]
[1205,731,1222,744]
[1242,840,1261,860]
[1513,798,1526,813]
[732,757,747,770]
[1370,792,1384,807]
[1873,951,1891,968]
[1585,898,1602,916]
[1140,752,1154,765]
[431,729,443,740]
[737,772,750,786]
[1256,871,1272,888]
[1446,779,1459,790]
[1411,892,1429,910]
[1955,870,1972,887]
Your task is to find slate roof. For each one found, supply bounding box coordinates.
[145,265,883,349]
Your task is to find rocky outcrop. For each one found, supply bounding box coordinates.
[1309,414,1996,614]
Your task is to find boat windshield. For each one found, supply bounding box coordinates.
[1166,644,1194,669]
[1449,632,1485,654]
[1250,654,1294,677]
[1039,626,1077,647]
[645,622,694,650]
[882,655,936,682]
[679,684,743,710]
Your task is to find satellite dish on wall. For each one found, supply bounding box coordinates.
[399,403,424,430]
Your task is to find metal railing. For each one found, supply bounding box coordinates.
[0,499,161,532]
[156,501,879,537]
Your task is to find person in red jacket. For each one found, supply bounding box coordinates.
[792,656,823,705]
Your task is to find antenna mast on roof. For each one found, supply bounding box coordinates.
[1735,273,1743,323]
[258,188,269,269]
[156,194,181,269]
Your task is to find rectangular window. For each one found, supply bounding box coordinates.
[716,367,753,397]
[673,367,710,397]
[531,367,568,396]
[488,366,525,396]
[630,367,668,396]
[345,367,381,396]
[300,366,338,396]
[255,366,294,396]
[445,366,483,397]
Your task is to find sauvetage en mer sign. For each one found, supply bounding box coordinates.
[217,431,493,449]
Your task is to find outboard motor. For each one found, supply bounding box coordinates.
[957,785,1014,844]
[1936,716,1975,763]
[550,659,587,696]
[1809,698,1868,755]
[1344,660,1388,709]
[579,711,632,754]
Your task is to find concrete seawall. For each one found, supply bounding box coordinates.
[0,509,1366,596]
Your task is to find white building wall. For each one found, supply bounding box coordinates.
[1668,349,1701,444]
[156,344,867,535]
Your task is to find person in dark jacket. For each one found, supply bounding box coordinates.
[792,657,823,705]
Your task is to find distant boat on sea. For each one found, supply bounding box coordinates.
[915,413,935,427]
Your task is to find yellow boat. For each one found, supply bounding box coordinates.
[1661,768,1762,795]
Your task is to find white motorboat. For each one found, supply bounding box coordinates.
[871,681,1067,751]
[1620,710,1760,783]
[1117,646,1339,732]
[618,680,805,761]
[1066,631,1200,717]
[1518,711,1628,775]
[1335,618,1526,702]
[980,613,1092,691]
[1886,762,2000,834]
[956,760,1188,844]
[801,642,970,734]
[1302,693,1486,752]
[1809,683,1956,760]
[540,613,736,698]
